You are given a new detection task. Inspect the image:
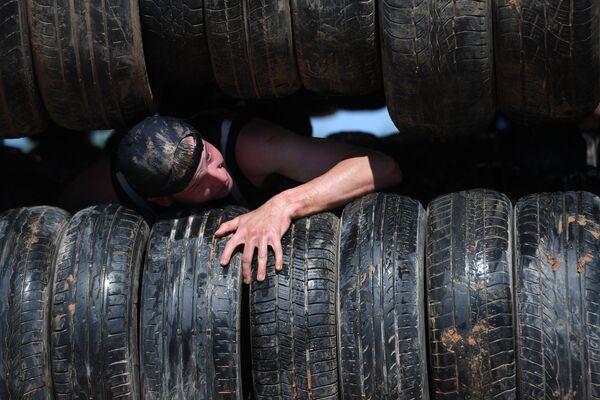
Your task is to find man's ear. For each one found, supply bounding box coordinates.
[147,196,173,207]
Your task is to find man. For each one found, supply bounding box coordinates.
[113,115,402,284]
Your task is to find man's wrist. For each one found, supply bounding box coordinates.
[271,189,304,220]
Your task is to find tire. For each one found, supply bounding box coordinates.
[514,191,600,399]
[140,207,246,399]
[0,0,48,138]
[291,0,380,95]
[338,193,428,400]
[494,1,600,125]
[0,207,70,399]
[426,189,516,399]
[50,205,149,399]
[27,0,154,130]
[381,0,495,136]
[205,0,300,99]
[251,213,339,399]
[140,0,213,101]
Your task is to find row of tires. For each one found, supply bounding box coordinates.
[1,0,599,138]
[0,190,599,399]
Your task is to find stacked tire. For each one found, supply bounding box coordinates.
[1,192,600,398]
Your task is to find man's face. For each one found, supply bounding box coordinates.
[171,139,233,204]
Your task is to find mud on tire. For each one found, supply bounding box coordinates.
[494,0,600,125]
[291,0,380,95]
[140,207,246,399]
[140,0,213,102]
[514,191,600,399]
[0,0,48,138]
[426,189,516,399]
[381,0,495,136]
[338,193,429,399]
[205,0,300,99]
[0,207,70,399]
[251,213,339,399]
[50,205,149,399]
[28,0,154,130]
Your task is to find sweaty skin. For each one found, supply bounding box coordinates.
[210,118,402,284]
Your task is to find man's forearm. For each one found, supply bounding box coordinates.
[272,154,402,220]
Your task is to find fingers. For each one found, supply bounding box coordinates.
[241,240,257,285]
[220,235,242,267]
[270,237,283,272]
[257,236,268,282]
[215,217,239,237]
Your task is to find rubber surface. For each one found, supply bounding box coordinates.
[291,0,380,95]
[140,0,213,100]
[426,189,516,399]
[28,0,154,130]
[0,0,48,138]
[381,0,495,136]
[50,205,149,399]
[251,213,339,399]
[338,193,429,400]
[141,207,246,399]
[0,207,70,399]
[514,191,600,399]
[495,0,600,125]
[205,0,300,99]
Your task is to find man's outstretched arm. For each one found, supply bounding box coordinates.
[214,118,402,284]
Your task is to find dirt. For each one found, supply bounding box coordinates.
[507,0,521,9]
[578,253,594,273]
[547,255,562,272]
[441,328,462,353]
[68,303,76,317]
[25,219,41,248]
[568,215,600,239]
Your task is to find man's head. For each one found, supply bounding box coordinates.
[116,116,233,207]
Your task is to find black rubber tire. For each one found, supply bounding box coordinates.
[141,207,246,399]
[0,207,70,399]
[494,1,600,125]
[140,0,213,101]
[205,0,300,99]
[27,0,154,130]
[251,213,339,399]
[381,0,495,136]
[426,189,516,399]
[291,0,380,95]
[338,193,429,399]
[50,205,149,399]
[514,191,600,399]
[0,0,49,138]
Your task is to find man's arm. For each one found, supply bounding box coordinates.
[215,118,402,284]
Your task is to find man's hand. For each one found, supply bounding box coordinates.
[215,198,292,284]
